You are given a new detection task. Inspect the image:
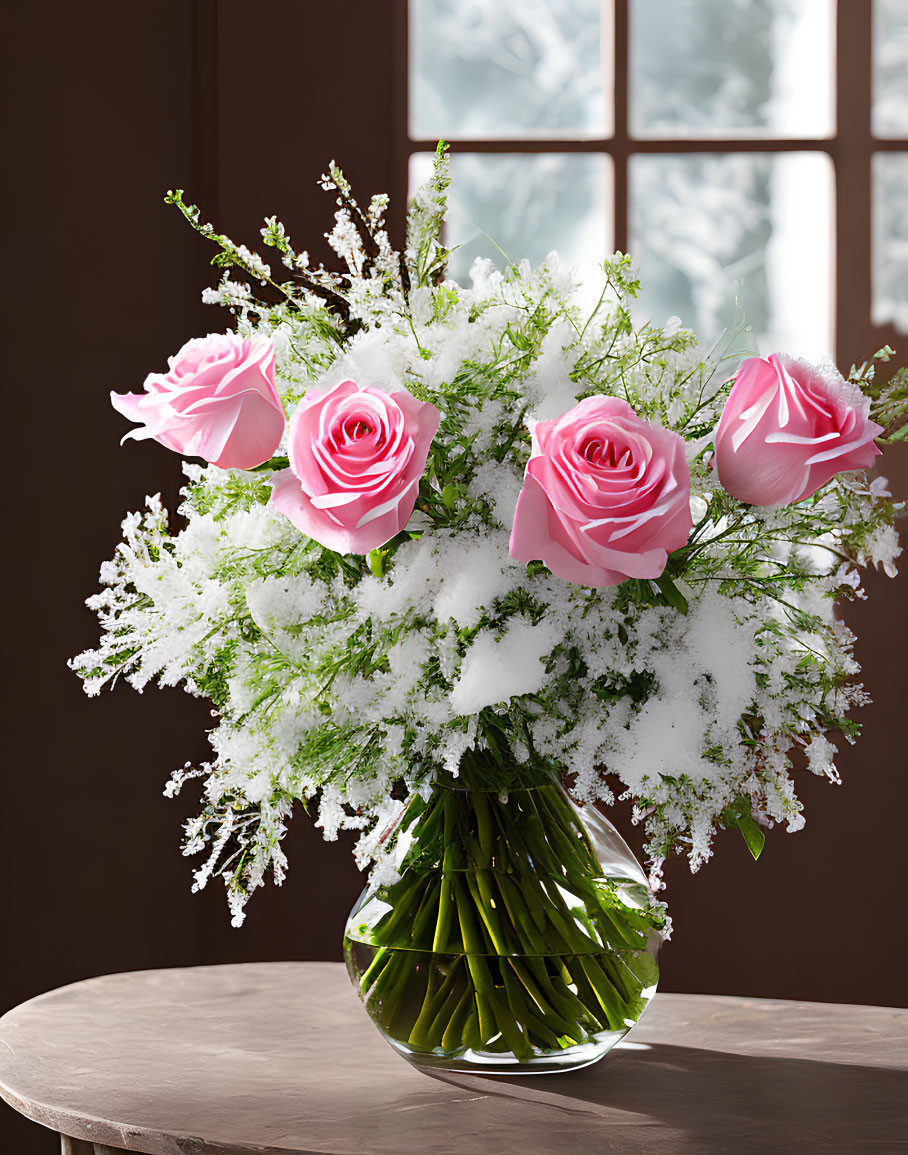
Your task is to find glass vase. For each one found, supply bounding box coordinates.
[343,752,665,1074]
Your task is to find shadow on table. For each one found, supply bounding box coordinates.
[431,1043,908,1152]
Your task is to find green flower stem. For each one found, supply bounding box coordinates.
[422,978,466,1048]
[358,945,390,994]
[408,957,463,1049]
[502,965,557,1053]
[410,876,444,943]
[577,955,629,1024]
[505,960,581,1039]
[366,872,425,943]
[465,871,509,955]
[441,985,474,1051]
[454,874,486,955]
[347,757,662,1060]
[462,1003,481,1050]
[494,873,551,954]
[471,788,495,855]
[522,956,598,1028]
[432,868,456,953]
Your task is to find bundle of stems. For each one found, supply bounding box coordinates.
[345,754,663,1063]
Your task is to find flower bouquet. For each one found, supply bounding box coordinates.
[73,146,906,1073]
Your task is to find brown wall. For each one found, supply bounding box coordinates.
[3,5,906,1152]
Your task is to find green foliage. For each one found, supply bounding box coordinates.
[872,366,908,442]
[404,140,451,290]
[722,795,766,860]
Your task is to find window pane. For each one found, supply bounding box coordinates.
[629,0,834,139]
[873,153,908,333]
[410,152,611,302]
[629,152,834,358]
[873,0,908,138]
[409,0,610,140]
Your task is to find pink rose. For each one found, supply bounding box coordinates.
[268,379,441,554]
[111,334,285,469]
[509,396,692,587]
[714,354,884,507]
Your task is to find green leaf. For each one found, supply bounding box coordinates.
[248,455,289,473]
[368,548,387,578]
[722,795,766,860]
[655,574,689,614]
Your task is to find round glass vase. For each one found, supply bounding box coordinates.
[343,752,665,1075]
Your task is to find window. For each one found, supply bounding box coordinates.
[398,0,908,367]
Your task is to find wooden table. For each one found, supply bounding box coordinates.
[0,962,905,1154]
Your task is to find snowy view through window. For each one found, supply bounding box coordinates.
[629,0,833,138]
[410,0,609,139]
[873,152,908,334]
[409,0,907,358]
[408,151,612,293]
[629,151,832,358]
[872,0,908,334]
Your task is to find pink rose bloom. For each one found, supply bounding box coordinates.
[714,354,883,507]
[111,334,285,469]
[509,396,692,587]
[269,379,441,554]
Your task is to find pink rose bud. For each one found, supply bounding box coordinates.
[268,379,441,555]
[509,396,692,587]
[714,354,884,507]
[111,334,285,470]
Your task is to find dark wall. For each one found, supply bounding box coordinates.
[3,4,907,1152]
[3,5,390,1152]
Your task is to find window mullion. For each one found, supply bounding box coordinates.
[835,1,874,366]
[612,0,629,253]
[392,0,411,249]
